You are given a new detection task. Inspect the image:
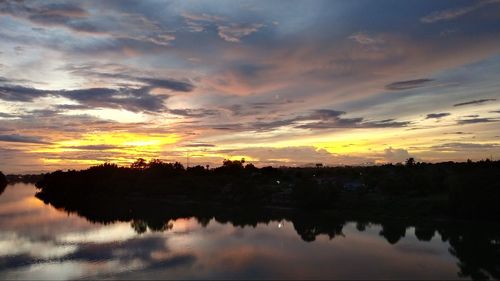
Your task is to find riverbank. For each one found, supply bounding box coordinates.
[34,158,500,221]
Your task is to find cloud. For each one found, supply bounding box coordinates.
[0,1,98,33]
[0,85,50,102]
[61,64,195,92]
[0,112,18,118]
[182,143,216,148]
[421,0,500,23]
[383,147,412,163]
[425,112,450,119]
[453,98,497,107]
[62,87,168,113]
[294,110,410,130]
[136,78,194,92]
[168,108,219,118]
[209,109,410,132]
[431,142,500,151]
[385,79,433,91]
[0,1,176,49]
[181,11,263,42]
[55,104,93,110]
[182,12,226,32]
[64,145,123,150]
[0,134,50,144]
[0,85,167,112]
[181,12,226,23]
[224,98,297,117]
[457,117,498,124]
[349,32,383,45]
[0,75,195,112]
[444,131,472,135]
[217,23,264,43]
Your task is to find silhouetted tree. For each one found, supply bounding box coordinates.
[0,171,7,195]
[414,226,435,241]
[380,222,407,244]
[405,157,415,167]
[131,220,148,234]
[222,158,245,169]
[131,158,148,169]
[244,163,257,171]
[187,165,206,175]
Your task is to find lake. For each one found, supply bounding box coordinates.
[0,183,498,280]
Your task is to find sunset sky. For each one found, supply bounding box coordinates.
[1,0,500,173]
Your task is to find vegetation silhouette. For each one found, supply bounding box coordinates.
[36,158,500,219]
[0,171,7,195]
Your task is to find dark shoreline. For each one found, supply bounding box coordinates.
[34,158,500,224]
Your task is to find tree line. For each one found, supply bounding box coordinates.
[34,157,500,219]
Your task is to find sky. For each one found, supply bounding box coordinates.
[0,0,500,173]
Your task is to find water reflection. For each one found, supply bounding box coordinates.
[0,184,499,280]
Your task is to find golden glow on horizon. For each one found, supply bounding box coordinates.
[33,132,180,165]
[178,149,256,162]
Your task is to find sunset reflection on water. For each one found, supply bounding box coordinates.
[0,183,490,280]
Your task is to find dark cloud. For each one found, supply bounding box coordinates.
[385,79,433,91]
[0,85,50,102]
[0,112,18,118]
[457,117,498,124]
[444,131,472,135]
[0,78,195,112]
[211,109,410,132]
[168,108,219,118]
[55,104,93,110]
[252,118,304,131]
[183,143,216,147]
[453,98,497,107]
[61,65,195,92]
[0,134,50,144]
[62,87,167,113]
[136,78,194,92]
[306,109,345,119]
[294,110,410,130]
[225,99,297,117]
[0,0,177,52]
[25,109,61,118]
[425,112,450,119]
[431,142,500,151]
[211,124,243,131]
[0,1,98,33]
[363,119,412,128]
[298,119,411,130]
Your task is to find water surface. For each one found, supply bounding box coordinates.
[0,183,498,280]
